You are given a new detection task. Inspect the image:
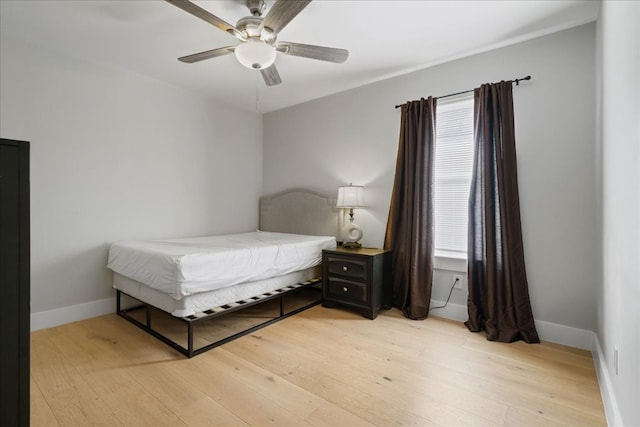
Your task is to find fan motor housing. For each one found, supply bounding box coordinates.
[236,15,275,43]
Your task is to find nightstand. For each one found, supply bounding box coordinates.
[322,247,391,319]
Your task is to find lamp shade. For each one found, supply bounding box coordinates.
[234,39,277,70]
[336,185,365,208]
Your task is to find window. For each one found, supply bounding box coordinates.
[434,94,474,258]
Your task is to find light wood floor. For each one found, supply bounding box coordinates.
[31,306,606,426]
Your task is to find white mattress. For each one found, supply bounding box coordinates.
[107,231,335,299]
[114,267,321,317]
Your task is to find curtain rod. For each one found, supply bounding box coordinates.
[394,75,531,109]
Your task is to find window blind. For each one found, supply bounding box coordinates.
[434,95,474,255]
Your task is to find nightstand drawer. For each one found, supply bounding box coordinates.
[326,278,367,303]
[326,256,368,281]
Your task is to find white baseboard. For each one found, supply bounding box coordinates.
[429,299,468,322]
[592,334,623,427]
[31,296,594,351]
[31,297,116,331]
[534,319,594,351]
[429,300,594,351]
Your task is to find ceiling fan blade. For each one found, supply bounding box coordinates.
[178,46,235,63]
[165,0,245,40]
[259,0,311,34]
[261,64,282,86]
[276,42,348,63]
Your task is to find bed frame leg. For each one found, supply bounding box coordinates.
[145,304,152,328]
[279,295,285,316]
[188,322,194,358]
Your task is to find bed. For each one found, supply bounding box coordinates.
[108,189,339,357]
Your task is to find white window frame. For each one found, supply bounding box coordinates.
[433,93,474,272]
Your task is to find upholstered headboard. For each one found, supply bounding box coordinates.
[259,189,339,239]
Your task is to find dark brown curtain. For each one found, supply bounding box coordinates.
[465,81,539,343]
[384,97,436,320]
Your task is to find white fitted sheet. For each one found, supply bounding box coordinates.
[107,231,335,299]
[113,267,321,317]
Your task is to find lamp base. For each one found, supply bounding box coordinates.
[342,241,362,249]
[341,219,363,249]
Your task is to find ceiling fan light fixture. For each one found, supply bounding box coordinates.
[234,39,276,70]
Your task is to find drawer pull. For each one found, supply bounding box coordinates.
[342,266,348,272]
[343,287,348,292]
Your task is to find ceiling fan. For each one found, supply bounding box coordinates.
[166,0,349,86]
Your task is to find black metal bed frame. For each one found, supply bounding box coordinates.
[116,278,322,358]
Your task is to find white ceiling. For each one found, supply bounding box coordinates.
[0,0,599,113]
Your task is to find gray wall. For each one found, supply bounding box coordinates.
[264,24,598,332]
[0,35,263,320]
[596,2,640,425]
